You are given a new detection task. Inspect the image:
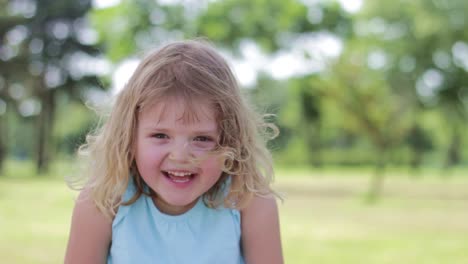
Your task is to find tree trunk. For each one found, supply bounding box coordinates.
[0,114,5,175]
[306,122,322,168]
[409,149,423,178]
[366,147,387,203]
[0,88,8,175]
[36,89,55,174]
[442,126,461,177]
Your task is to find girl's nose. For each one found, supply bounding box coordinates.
[168,141,192,162]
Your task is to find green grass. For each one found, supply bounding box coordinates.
[275,170,468,264]
[1,161,467,263]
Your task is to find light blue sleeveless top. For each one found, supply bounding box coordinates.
[107,179,245,264]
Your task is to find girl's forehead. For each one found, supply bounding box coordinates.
[140,97,218,125]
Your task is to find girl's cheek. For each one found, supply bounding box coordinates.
[187,149,219,164]
[191,149,222,161]
[146,146,169,158]
[205,154,225,169]
[191,149,208,157]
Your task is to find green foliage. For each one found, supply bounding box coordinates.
[90,3,138,62]
[90,0,192,62]
[5,111,35,159]
[53,101,98,155]
[2,0,467,172]
[0,0,105,173]
[359,0,468,168]
[195,0,309,51]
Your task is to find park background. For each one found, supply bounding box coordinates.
[0,0,467,263]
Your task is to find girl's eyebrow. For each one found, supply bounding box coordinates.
[143,126,218,135]
[143,127,170,133]
[191,129,219,135]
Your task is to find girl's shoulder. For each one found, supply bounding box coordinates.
[65,189,112,262]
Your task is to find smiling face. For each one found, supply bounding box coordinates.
[134,96,224,215]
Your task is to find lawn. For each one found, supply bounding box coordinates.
[1,162,467,263]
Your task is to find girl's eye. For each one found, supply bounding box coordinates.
[192,136,216,150]
[152,133,168,139]
[194,136,212,142]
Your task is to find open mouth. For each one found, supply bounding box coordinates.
[162,170,197,183]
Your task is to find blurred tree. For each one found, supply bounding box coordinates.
[0,0,104,173]
[287,76,324,167]
[0,94,5,174]
[247,73,292,153]
[316,47,413,201]
[90,0,352,59]
[91,0,193,62]
[54,100,97,155]
[358,0,468,171]
[405,123,434,173]
[195,0,353,52]
[88,0,468,181]
[0,1,28,173]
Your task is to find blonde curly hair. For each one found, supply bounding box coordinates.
[71,39,279,219]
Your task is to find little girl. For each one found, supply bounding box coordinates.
[65,40,283,264]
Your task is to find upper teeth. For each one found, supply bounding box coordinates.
[167,171,193,177]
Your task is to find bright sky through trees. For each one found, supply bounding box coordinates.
[92,0,359,94]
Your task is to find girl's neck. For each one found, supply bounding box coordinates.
[152,196,199,215]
